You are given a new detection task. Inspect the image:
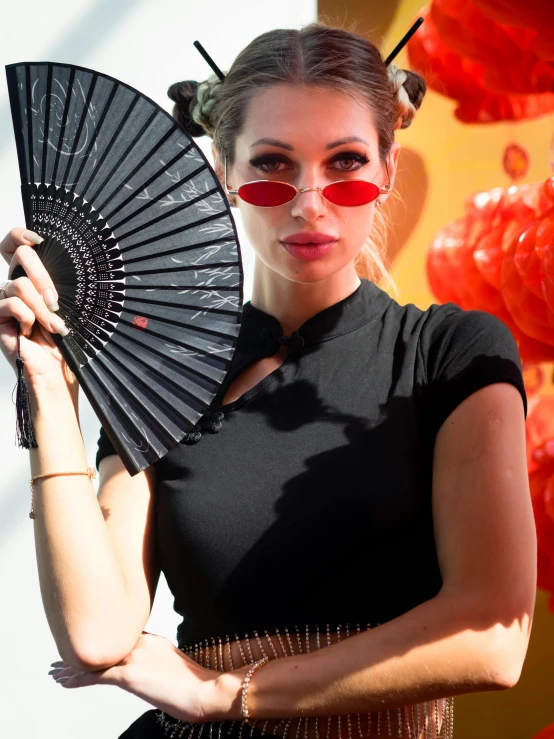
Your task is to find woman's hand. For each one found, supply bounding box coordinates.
[48,631,240,724]
[0,227,76,397]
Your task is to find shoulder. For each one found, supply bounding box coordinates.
[411,302,527,440]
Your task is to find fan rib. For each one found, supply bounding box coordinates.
[121,293,239,318]
[107,156,203,229]
[118,209,225,247]
[114,283,240,293]
[41,64,53,185]
[129,259,240,277]
[68,77,118,195]
[113,185,219,238]
[123,236,232,263]
[78,93,140,198]
[51,66,78,184]
[95,125,184,215]
[88,107,159,206]
[25,65,34,183]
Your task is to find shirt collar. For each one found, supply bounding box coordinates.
[239,277,389,354]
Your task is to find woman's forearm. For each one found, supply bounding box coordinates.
[209,589,532,721]
[29,378,132,671]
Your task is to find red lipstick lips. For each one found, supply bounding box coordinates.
[280,231,338,261]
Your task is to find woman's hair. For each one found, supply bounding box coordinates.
[167,23,427,293]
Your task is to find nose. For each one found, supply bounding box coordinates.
[290,185,327,221]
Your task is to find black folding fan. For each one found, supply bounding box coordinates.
[5,61,243,475]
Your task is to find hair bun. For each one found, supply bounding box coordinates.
[386,64,427,129]
[401,69,426,112]
[167,80,206,138]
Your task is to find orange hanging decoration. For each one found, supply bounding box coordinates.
[503,142,530,180]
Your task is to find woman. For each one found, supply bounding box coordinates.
[0,22,536,739]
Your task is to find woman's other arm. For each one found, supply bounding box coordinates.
[31,377,160,672]
[208,382,536,719]
[0,228,159,673]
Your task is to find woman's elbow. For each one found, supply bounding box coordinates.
[478,617,533,690]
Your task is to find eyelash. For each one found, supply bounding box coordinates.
[248,151,370,174]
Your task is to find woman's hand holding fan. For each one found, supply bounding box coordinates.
[0,227,78,404]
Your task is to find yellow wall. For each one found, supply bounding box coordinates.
[317,1,554,736]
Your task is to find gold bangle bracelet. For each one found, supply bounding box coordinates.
[29,467,97,520]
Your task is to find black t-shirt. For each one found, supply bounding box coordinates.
[96,278,527,649]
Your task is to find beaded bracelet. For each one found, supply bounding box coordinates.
[29,467,97,519]
[241,655,270,724]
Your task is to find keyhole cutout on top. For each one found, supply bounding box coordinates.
[221,346,289,406]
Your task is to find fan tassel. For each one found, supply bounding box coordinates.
[13,325,38,449]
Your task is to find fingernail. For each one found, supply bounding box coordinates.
[55,677,69,683]
[50,661,64,668]
[22,230,44,245]
[49,668,62,675]
[43,288,59,312]
[50,315,69,337]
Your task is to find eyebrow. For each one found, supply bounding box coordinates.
[249,136,370,151]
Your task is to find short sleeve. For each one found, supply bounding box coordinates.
[95,424,119,471]
[418,305,527,441]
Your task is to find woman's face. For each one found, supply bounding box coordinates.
[213,83,400,285]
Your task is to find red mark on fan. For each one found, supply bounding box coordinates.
[132,316,148,331]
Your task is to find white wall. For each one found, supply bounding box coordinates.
[0,1,315,736]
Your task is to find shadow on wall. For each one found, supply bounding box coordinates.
[318,0,401,43]
[0,0,143,161]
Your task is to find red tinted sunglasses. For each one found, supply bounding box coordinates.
[224,158,391,208]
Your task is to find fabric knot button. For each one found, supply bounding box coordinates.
[183,430,202,445]
[183,410,225,445]
[200,410,224,434]
[259,325,305,353]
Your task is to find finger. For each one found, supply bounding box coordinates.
[1,280,68,337]
[0,296,36,340]
[0,227,43,266]
[8,245,59,311]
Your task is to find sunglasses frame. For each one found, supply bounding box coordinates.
[223,158,391,208]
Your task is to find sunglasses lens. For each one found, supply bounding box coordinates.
[323,181,380,206]
[238,182,297,207]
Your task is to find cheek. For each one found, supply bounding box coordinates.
[238,206,279,254]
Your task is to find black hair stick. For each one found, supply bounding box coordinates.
[383,17,424,66]
[193,40,226,81]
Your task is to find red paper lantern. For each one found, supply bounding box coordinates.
[407,4,554,123]
[427,178,554,362]
[531,724,554,739]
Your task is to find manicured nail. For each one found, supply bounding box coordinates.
[49,668,62,675]
[22,230,44,245]
[50,661,64,668]
[43,288,59,312]
[55,677,69,683]
[50,315,69,337]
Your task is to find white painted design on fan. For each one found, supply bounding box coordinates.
[198,221,233,236]
[136,188,152,200]
[164,342,232,358]
[35,76,96,157]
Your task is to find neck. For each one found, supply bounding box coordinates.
[249,261,362,336]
